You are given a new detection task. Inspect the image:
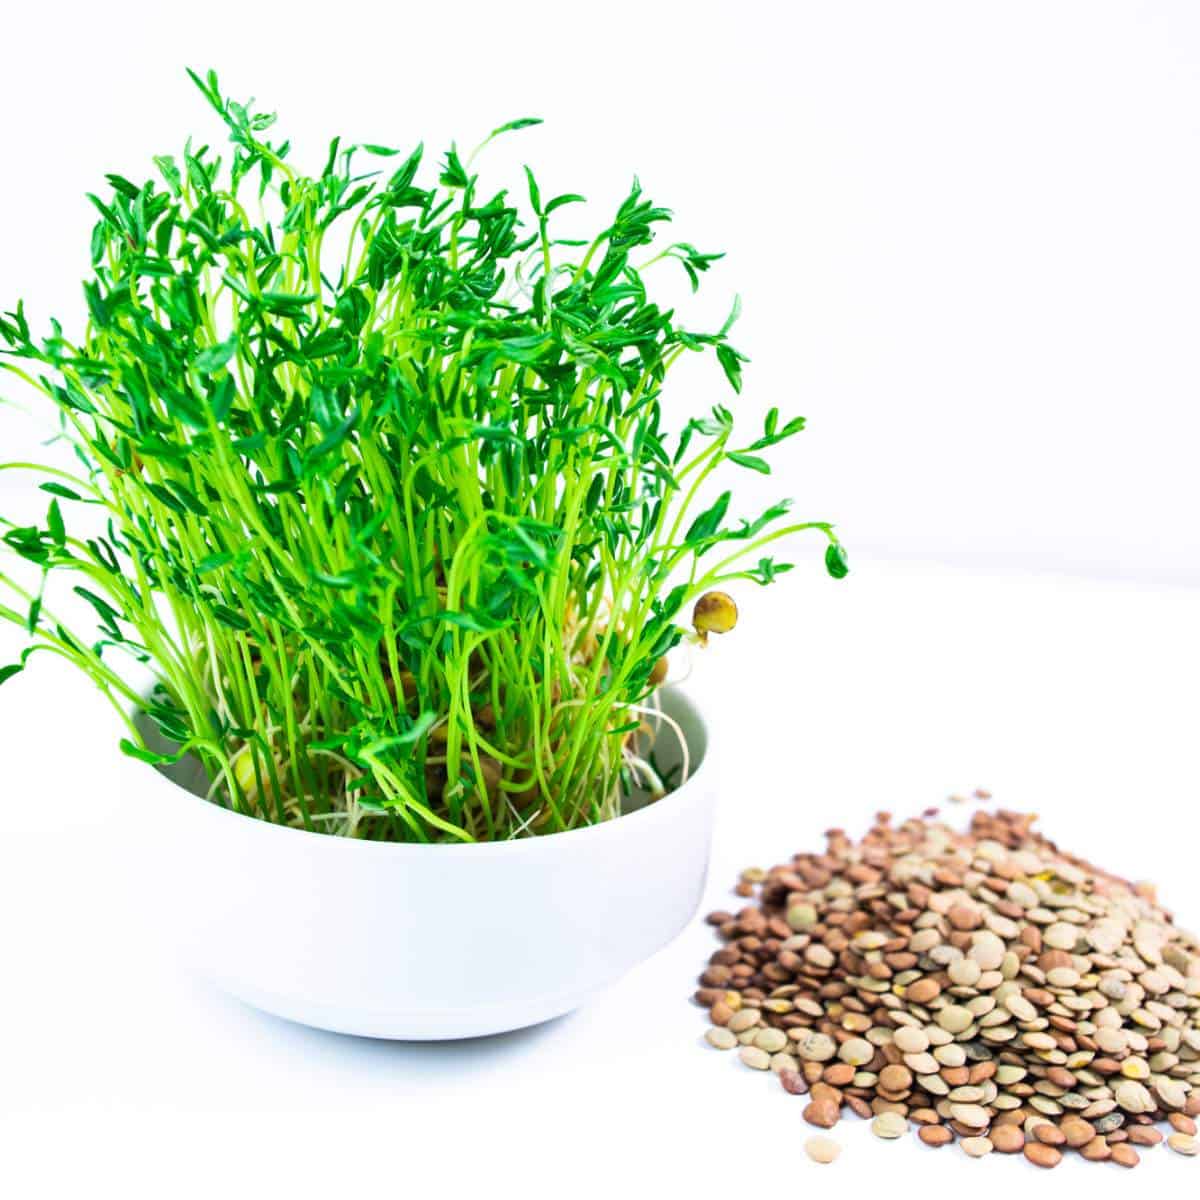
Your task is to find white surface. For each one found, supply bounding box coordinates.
[3,0,1200,583]
[2,559,1197,1197]
[122,690,714,1039]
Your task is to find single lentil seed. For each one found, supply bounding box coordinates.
[919,1125,954,1147]
[871,1112,908,1139]
[705,1026,737,1050]
[1024,1142,1062,1168]
[739,1046,771,1070]
[804,1136,841,1164]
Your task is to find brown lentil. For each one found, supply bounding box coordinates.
[1032,1124,1065,1147]
[803,1099,840,1129]
[878,1064,912,1093]
[1169,1113,1197,1136]
[989,1125,1024,1153]
[696,806,1200,1169]
[779,1069,809,1096]
[1059,1117,1096,1148]
[1126,1126,1163,1147]
[1024,1142,1063,1168]
[1110,1143,1141,1168]
[919,1125,954,1147]
[1080,1137,1112,1162]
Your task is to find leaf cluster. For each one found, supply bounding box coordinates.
[0,70,846,841]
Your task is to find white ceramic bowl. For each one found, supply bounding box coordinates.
[121,687,716,1040]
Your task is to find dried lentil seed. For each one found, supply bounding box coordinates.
[1059,1116,1096,1147]
[804,1135,841,1164]
[879,1064,913,1093]
[695,807,1200,1168]
[1005,994,1038,1022]
[871,1112,908,1139]
[1110,1143,1140,1168]
[823,1063,854,1086]
[796,1031,838,1063]
[838,1037,874,1066]
[919,1125,954,1147]
[1032,1124,1066,1146]
[904,1051,939,1075]
[934,1043,967,1068]
[705,1026,737,1050]
[937,1006,974,1035]
[727,1008,761,1034]
[1169,1113,1197,1135]
[1080,1137,1111,1161]
[739,1046,771,1070]
[1024,1142,1062,1168]
[893,1025,929,1054]
[908,978,942,1005]
[1114,1080,1153,1113]
[990,1125,1024,1153]
[754,1027,788,1053]
[780,1069,809,1096]
[949,1103,990,1128]
[1126,1126,1162,1146]
[803,1098,840,1128]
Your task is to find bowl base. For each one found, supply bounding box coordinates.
[207,972,615,1041]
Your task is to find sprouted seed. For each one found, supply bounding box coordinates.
[692,590,738,644]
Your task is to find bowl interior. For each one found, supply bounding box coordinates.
[133,685,707,834]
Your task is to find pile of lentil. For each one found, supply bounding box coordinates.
[696,807,1200,1168]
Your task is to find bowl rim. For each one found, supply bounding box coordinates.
[126,684,714,857]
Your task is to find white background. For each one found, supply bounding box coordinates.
[2,3,1199,1197]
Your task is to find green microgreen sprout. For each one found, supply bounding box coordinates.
[0,69,847,842]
